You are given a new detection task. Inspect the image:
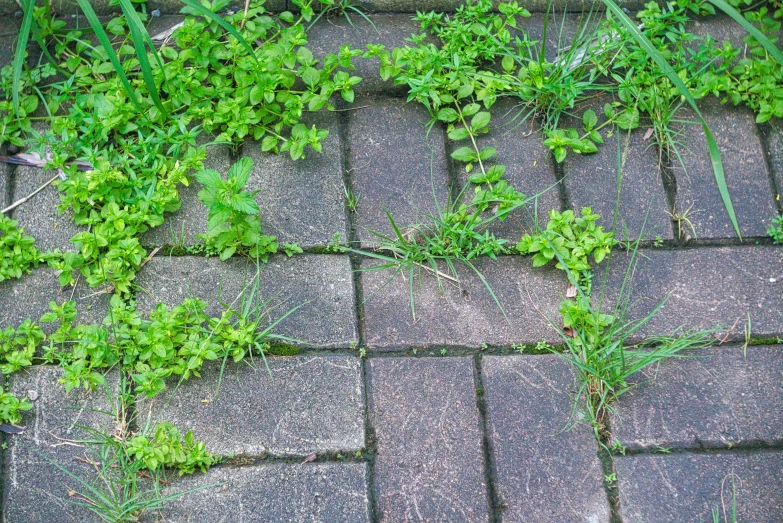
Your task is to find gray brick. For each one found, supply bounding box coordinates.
[3,366,120,523]
[243,111,348,248]
[672,101,776,239]
[362,256,566,350]
[349,0,645,13]
[562,101,673,241]
[612,345,783,450]
[368,357,489,522]
[137,355,364,457]
[135,255,357,348]
[141,138,232,248]
[483,355,609,522]
[144,462,370,522]
[455,98,561,240]
[0,266,109,331]
[601,246,783,341]
[615,451,783,523]
[348,97,451,246]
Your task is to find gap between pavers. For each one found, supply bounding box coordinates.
[362,256,566,350]
[3,366,120,523]
[140,462,371,522]
[599,245,783,342]
[610,345,783,451]
[482,355,609,522]
[136,355,365,458]
[367,356,490,522]
[615,450,783,522]
[134,254,358,349]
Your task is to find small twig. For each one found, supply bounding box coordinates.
[0,173,60,214]
[139,246,162,269]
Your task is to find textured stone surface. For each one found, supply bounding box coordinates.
[11,165,84,252]
[612,345,783,450]
[243,112,347,248]
[602,246,783,341]
[141,138,232,248]
[137,355,364,457]
[350,0,645,13]
[0,266,109,332]
[368,357,488,522]
[455,98,561,240]
[562,101,673,241]
[362,256,566,350]
[145,463,370,522]
[672,102,776,239]
[0,153,9,210]
[348,97,452,246]
[135,254,358,348]
[483,355,609,522]
[615,451,783,522]
[761,117,783,211]
[3,367,119,523]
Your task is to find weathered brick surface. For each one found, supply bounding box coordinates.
[141,138,232,248]
[0,266,108,331]
[3,367,119,523]
[348,97,452,246]
[362,256,566,350]
[483,355,609,522]
[455,98,561,240]
[368,357,489,522]
[137,355,364,457]
[601,246,783,341]
[349,0,645,13]
[243,111,348,248]
[615,451,783,522]
[135,254,358,348]
[612,345,783,450]
[672,102,777,239]
[562,101,673,241]
[145,463,370,522]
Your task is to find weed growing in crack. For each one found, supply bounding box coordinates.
[768,214,783,243]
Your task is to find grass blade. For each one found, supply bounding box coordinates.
[12,0,34,117]
[709,0,783,65]
[599,0,741,238]
[76,0,146,115]
[119,0,168,117]
[178,0,259,65]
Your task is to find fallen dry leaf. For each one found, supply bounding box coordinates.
[301,453,317,464]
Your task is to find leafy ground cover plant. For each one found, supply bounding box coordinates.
[0,215,42,282]
[769,214,783,242]
[195,157,279,261]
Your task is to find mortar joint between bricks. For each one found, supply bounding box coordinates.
[360,358,380,523]
[660,140,685,245]
[472,354,502,523]
[597,416,623,523]
[759,121,783,214]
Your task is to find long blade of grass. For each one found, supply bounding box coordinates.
[12,0,35,117]
[119,0,168,117]
[709,0,783,65]
[178,0,259,65]
[76,0,145,115]
[599,0,741,238]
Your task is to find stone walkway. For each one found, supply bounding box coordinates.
[1,7,783,523]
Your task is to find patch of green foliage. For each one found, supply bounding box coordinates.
[0,389,33,425]
[768,214,783,242]
[0,216,42,283]
[196,157,279,261]
[127,422,216,475]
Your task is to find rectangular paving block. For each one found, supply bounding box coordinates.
[615,450,783,522]
[612,345,783,450]
[348,97,452,246]
[345,0,645,13]
[0,266,109,332]
[367,357,489,522]
[362,256,566,350]
[455,98,561,241]
[671,101,777,239]
[142,462,370,522]
[243,111,348,248]
[601,246,783,341]
[562,101,673,241]
[141,137,232,248]
[137,355,364,457]
[3,366,120,523]
[482,355,609,522]
[135,254,358,348]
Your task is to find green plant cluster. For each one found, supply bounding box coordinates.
[196,157,279,261]
[127,421,216,475]
[769,214,783,242]
[0,216,42,283]
[1,0,360,295]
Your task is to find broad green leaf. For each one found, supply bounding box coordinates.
[451,146,477,162]
[12,0,34,117]
[228,157,253,189]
